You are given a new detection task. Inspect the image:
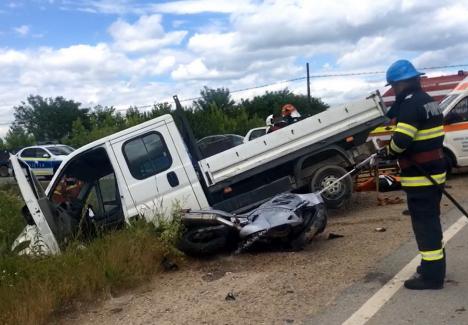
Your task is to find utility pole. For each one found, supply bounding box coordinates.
[306,62,312,109]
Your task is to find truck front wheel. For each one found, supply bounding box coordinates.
[310,165,352,209]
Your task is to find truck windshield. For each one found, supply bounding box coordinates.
[440,94,458,111]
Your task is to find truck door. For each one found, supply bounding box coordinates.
[444,96,468,166]
[110,121,203,220]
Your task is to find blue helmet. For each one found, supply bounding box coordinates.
[386,59,425,86]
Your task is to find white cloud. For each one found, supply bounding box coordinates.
[14,25,30,36]
[150,0,256,14]
[172,58,222,80]
[108,15,187,52]
[64,0,148,15]
[0,49,28,66]
[337,37,395,69]
[0,43,185,135]
[188,32,238,54]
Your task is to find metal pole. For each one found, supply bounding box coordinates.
[306,62,312,109]
[410,161,468,217]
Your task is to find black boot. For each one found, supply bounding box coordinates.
[404,275,443,290]
[416,265,422,274]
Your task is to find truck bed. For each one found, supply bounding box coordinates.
[199,93,387,188]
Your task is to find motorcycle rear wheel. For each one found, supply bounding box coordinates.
[178,225,231,256]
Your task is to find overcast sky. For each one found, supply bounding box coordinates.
[1,0,468,137]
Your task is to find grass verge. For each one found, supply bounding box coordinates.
[0,186,183,325]
[0,184,25,256]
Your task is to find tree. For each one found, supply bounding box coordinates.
[185,103,264,139]
[240,88,328,119]
[146,102,172,119]
[4,126,35,150]
[193,86,235,113]
[0,138,5,150]
[12,95,88,142]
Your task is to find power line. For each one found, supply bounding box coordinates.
[1,63,468,126]
[178,63,468,103]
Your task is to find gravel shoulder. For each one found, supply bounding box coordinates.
[57,175,468,325]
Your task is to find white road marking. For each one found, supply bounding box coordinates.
[342,215,468,325]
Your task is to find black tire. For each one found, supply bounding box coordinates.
[317,212,327,234]
[289,231,307,251]
[310,165,352,209]
[178,225,230,256]
[0,165,8,177]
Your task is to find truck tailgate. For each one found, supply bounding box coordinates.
[199,94,386,187]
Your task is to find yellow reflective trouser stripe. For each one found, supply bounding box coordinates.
[390,140,405,153]
[400,172,446,187]
[414,126,445,141]
[420,248,444,261]
[394,122,418,138]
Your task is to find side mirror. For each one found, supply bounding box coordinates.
[43,153,51,158]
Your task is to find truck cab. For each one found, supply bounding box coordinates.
[11,115,210,254]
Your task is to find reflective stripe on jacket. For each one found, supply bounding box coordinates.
[387,87,446,188]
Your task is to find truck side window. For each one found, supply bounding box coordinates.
[123,132,172,180]
[445,97,468,124]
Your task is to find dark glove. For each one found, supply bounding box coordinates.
[377,146,396,160]
[376,146,390,159]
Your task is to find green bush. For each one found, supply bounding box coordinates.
[0,186,25,256]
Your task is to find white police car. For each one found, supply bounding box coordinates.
[16,145,74,178]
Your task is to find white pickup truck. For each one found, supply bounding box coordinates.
[11,92,387,254]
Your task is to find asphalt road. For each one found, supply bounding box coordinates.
[306,201,468,325]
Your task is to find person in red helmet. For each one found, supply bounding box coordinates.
[281,104,301,124]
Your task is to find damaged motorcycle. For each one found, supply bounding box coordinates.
[179,192,327,255]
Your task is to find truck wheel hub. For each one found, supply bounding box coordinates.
[321,175,342,197]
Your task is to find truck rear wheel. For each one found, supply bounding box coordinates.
[310,165,352,209]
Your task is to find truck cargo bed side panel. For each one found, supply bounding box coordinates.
[200,97,386,188]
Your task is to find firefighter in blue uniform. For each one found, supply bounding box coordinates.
[384,59,446,290]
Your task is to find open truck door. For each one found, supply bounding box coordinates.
[10,155,61,255]
[11,146,127,255]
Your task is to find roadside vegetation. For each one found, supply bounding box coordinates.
[0,185,183,325]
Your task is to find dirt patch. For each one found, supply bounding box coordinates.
[57,174,468,325]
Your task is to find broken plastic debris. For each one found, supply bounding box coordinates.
[375,227,386,232]
[225,291,236,301]
[327,233,344,240]
[377,196,403,206]
[161,257,179,271]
